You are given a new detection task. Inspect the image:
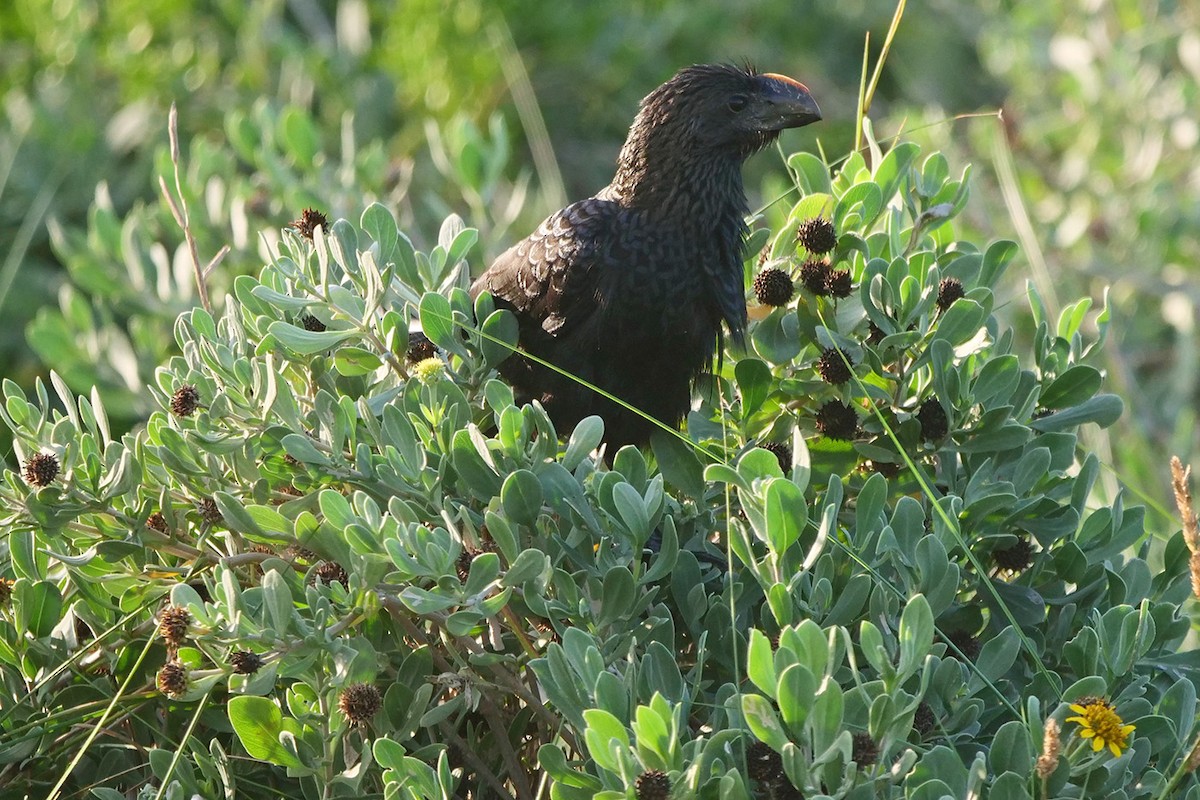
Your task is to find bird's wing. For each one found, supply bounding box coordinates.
[470,197,618,338]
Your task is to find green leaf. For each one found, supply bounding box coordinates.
[502,548,549,588]
[931,299,985,347]
[705,463,749,491]
[361,203,399,265]
[989,720,1033,778]
[90,789,126,800]
[834,182,883,230]
[373,737,407,770]
[752,308,803,364]
[743,693,788,751]
[735,359,773,419]
[972,355,1020,407]
[228,696,303,768]
[747,629,777,698]
[479,308,518,368]
[989,771,1033,800]
[463,552,501,596]
[909,746,968,797]
[777,664,815,733]
[418,292,466,356]
[859,620,891,677]
[501,469,543,528]
[582,709,630,774]
[268,321,359,355]
[281,433,330,465]
[249,285,312,312]
[279,106,320,163]
[260,569,292,635]
[789,152,833,195]
[969,626,1023,689]
[1031,394,1123,431]
[650,431,705,500]
[563,416,604,470]
[445,609,483,636]
[611,482,650,542]
[333,347,382,376]
[9,530,43,580]
[1039,365,1102,409]
[539,743,602,789]
[764,477,807,555]
[14,579,63,638]
[873,142,920,203]
[451,428,503,501]
[444,225,479,271]
[980,240,1018,288]
[809,683,844,756]
[598,567,635,627]
[632,703,672,769]
[398,587,458,614]
[897,594,933,682]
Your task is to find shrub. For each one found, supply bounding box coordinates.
[0,127,1196,800]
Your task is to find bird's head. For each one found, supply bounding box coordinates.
[632,64,822,159]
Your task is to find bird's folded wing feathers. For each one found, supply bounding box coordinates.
[471,197,618,337]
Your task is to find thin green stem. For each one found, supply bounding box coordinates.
[46,634,158,800]
[151,692,212,800]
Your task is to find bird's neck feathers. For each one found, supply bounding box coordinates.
[607,110,757,229]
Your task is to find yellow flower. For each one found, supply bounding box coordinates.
[1065,698,1135,757]
[412,357,445,384]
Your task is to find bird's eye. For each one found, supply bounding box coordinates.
[727,94,748,113]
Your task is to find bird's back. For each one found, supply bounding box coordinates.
[472,194,729,450]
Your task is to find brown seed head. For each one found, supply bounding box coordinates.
[993,538,1035,571]
[826,268,853,298]
[917,398,949,441]
[946,629,981,661]
[406,331,437,363]
[291,208,330,240]
[157,661,188,697]
[312,560,349,587]
[287,544,320,563]
[797,217,837,254]
[936,277,965,311]
[299,313,327,332]
[852,732,879,766]
[816,348,853,385]
[800,259,833,295]
[753,268,795,307]
[338,682,382,724]
[159,606,191,647]
[146,511,169,533]
[634,769,672,800]
[230,650,264,675]
[760,441,792,473]
[23,452,59,487]
[170,385,201,417]
[198,497,222,524]
[815,400,858,441]
[456,548,478,582]
[868,459,902,479]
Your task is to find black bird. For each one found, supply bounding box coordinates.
[471,64,821,451]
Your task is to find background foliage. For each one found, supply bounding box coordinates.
[0,0,1198,797]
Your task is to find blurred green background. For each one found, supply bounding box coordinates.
[0,0,1195,523]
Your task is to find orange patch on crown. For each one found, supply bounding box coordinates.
[762,73,810,93]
